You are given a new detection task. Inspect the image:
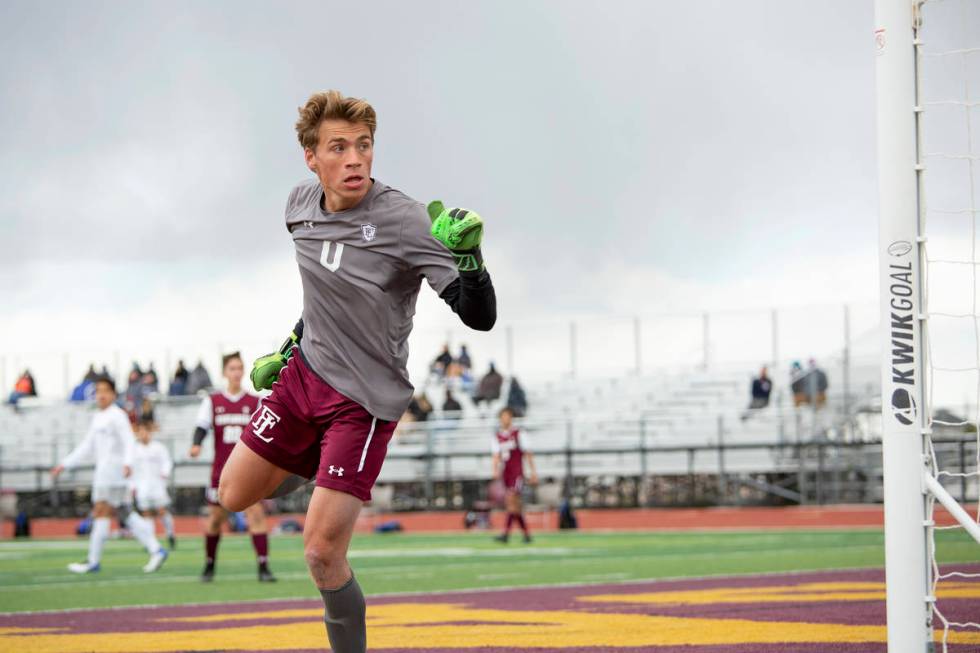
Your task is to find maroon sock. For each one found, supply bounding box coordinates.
[251,533,269,565]
[205,534,220,565]
[504,513,516,534]
[516,514,529,535]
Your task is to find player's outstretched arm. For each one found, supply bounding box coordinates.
[250,318,304,391]
[428,201,497,331]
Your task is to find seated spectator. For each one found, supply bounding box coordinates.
[790,361,806,407]
[506,376,528,417]
[791,359,828,408]
[186,360,213,395]
[408,393,433,422]
[169,360,189,396]
[8,369,36,406]
[143,365,159,392]
[456,345,472,372]
[70,365,99,403]
[472,363,503,407]
[807,358,828,408]
[749,366,772,409]
[83,364,99,383]
[431,344,453,378]
[443,389,462,417]
[740,366,772,421]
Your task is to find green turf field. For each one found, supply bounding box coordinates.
[1,528,977,613]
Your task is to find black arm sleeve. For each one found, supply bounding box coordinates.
[192,426,208,447]
[439,269,497,331]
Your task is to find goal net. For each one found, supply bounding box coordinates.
[876,0,980,651]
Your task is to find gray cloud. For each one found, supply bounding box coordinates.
[1,0,878,314]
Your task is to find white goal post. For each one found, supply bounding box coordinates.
[876,0,980,651]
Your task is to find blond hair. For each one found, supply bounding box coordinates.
[295,90,377,150]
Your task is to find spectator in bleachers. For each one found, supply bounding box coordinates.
[807,358,828,408]
[740,366,772,421]
[408,392,433,422]
[790,361,806,406]
[7,369,36,406]
[791,359,828,408]
[443,389,462,417]
[431,344,453,378]
[143,365,159,393]
[472,363,503,407]
[506,376,528,417]
[169,360,190,396]
[457,345,472,372]
[185,360,213,395]
[750,366,772,409]
[70,365,100,403]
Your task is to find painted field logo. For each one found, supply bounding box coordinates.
[891,388,917,426]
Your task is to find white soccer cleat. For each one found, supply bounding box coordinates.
[67,562,100,574]
[142,549,168,573]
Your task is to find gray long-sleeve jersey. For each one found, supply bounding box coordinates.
[287,179,459,421]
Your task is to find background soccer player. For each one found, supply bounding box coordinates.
[132,415,176,549]
[50,376,168,574]
[217,90,496,653]
[491,406,538,543]
[188,352,275,582]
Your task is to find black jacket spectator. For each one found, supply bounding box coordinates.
[443,389,462,417]
[473,363,503,406]
[506,377,528,417]
[749,367,772,409]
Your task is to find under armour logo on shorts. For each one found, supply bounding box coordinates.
[251,406,281,443]
[328,465,344,477]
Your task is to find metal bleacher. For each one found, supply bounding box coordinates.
[0,362,881,495]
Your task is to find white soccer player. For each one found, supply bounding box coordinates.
[50,376,168,574]
[132,414,176,550]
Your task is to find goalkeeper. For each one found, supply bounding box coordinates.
[219,90,496,653]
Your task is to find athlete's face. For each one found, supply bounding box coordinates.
[499,411,513,430]
[94,382,115,410]
[305,119,374,212]
[135,425,152,444]
[224,358,244,388]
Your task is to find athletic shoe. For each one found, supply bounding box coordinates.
[493,534,509,544]
[258,567,277,583]
[168,535,176,550]
[201,564,215,582]
[143,548,168,573]
[522,534,533,544]
[67,561,100,574]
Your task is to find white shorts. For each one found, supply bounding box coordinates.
[136,492,171,512]
[91,485,131,507]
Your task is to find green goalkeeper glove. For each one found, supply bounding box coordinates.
[250,323,302,391]
[427,201,485,274]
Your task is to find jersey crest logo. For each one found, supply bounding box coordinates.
[328,465,344,477]
[360,224,377,242]
[251,405,281,443]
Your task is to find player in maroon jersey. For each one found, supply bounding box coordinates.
[491,406,538,543]
[188,352,275,582]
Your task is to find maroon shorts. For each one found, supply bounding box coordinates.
[503,474,524,493]
[240,352,397,502]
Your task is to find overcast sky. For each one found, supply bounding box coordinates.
[1,0,889,389]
